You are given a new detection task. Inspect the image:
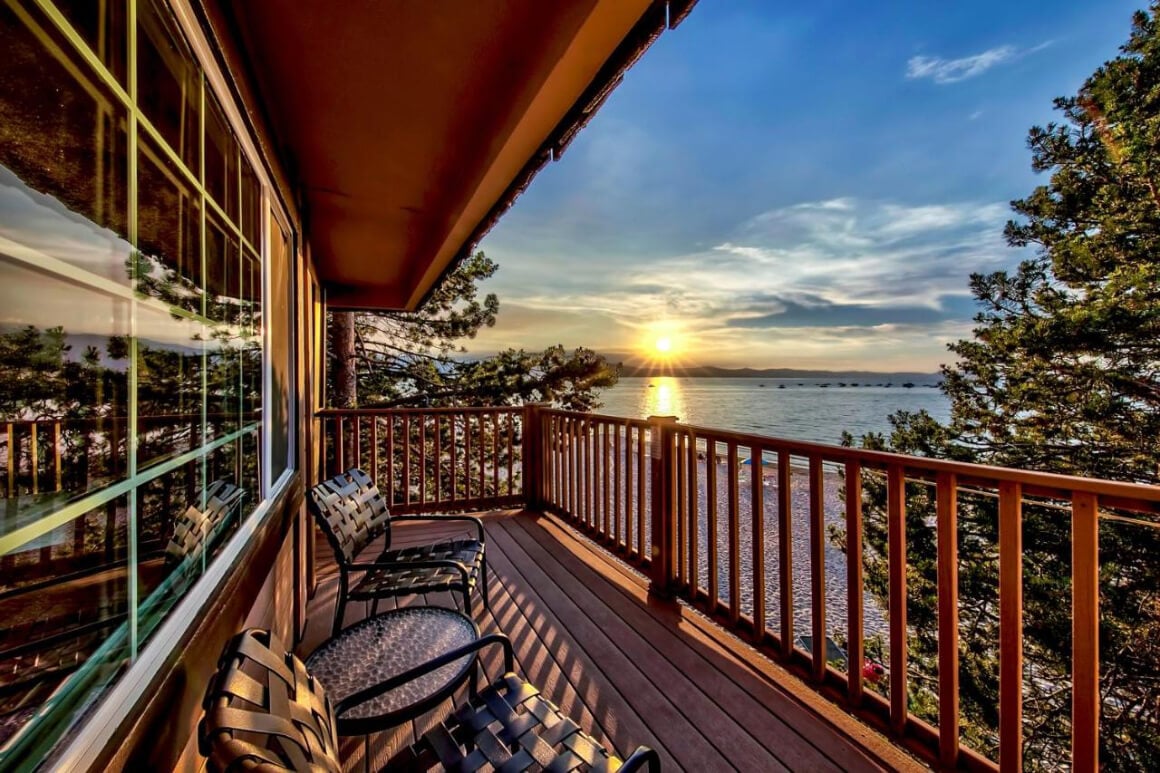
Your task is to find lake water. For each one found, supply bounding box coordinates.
[596,376,951,445]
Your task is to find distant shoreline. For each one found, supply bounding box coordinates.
[618,364,940,380]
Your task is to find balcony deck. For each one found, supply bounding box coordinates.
[301,509,923,772]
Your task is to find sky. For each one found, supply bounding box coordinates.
[468,0,1141,372]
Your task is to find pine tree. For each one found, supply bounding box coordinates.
[840,6,1160,768]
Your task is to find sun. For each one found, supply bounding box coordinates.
[655,337,672,353]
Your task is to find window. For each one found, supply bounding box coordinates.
[0,0,289,762]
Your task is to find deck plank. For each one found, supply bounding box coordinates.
[303,510,923,772]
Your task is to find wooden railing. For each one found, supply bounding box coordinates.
[315,404,1160,770]
[317,407,527,514]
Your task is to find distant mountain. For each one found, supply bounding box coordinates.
[618,363,940,380]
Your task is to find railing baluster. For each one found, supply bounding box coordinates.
[403,414,412,506]
[477,414,485,500]
[585,419,593,527]
[602,422,611,538]
[6,422,14,498]
[689,430,699,593]
[387,416,396,504]
[809,456,826,682]
[937,472,959,767]
[751,444,765,637]
[434,416,442,505]
[999,480,1023,771]
[30,422,38,495]
[778,450,793,657]
[677,431,687,584]
[447,416,455,503]
[420,414,428,507]
[508,412,515,497]
[887,463,908,733]
[707,439,719,612]
[637,425,646,558]
[335,417,344,476]
[492,412,500,498]
[371,418,379,490]
[622,424,631,552]
[54,420,62,492]
[614,422,622,546]
[1072,491,1099,772]
[846,460,864,706]
[727,441,740,624]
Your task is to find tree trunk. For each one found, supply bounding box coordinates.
[328,311,358,471]
[329,311,358,409]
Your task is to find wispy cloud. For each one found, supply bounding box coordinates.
[906,41,1051,84]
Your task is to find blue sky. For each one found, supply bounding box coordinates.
[470,0,1139,371]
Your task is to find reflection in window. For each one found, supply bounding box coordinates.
[205,211,240,321]
[205,91,238,221]
[0,2,130,284]
[137,0,200,174]
[135,458,245,646]
[54,0,129,86]
[0,261,131,515]
[240,161,262,249]
[0,495,131,753]
[136,306,204,468]
[137,134,201,312]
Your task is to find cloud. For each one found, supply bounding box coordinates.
[724,293,978,329]
[473,196,1018,369]
[905,41,1051,85]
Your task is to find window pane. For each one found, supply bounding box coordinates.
[135,454,246,647]
[240,160,261,249]
[137,134,201,313]
[242,248,263,460]
[0,495,131,757]
[54,0,129,86]
[205,211,239,322]
[0,261,131,521]
[269,222,293,482]
[137,0,200,175]
[0,1,130,285]
[204,92,238,222]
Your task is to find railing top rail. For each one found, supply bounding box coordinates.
[545,408,1160,511]
[316,406,524,417]
[541,409,652,429]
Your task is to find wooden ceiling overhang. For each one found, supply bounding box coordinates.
[225,0,697,310]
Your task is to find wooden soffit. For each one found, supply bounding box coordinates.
[225,0,696,310]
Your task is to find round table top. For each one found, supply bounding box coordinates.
[305,606,479,724]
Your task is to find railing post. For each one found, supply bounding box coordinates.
[648,414,678,598]
[522,403,547,510]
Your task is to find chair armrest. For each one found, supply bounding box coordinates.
[389,514,486,543]
[348,559,472,585]
[333,633,514,716]
[620,746,662,772]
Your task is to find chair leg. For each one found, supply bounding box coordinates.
[333,597,346,637]
[481,554,490,610]
[463,586,473,617]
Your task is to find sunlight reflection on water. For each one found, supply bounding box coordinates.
[640,376,686,418]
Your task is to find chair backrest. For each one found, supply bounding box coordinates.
[200,629,341,772]
[307,469,391,565]
[166,481,245,563]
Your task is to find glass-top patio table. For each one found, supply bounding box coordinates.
[305,605,480,734]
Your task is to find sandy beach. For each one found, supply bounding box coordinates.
[560,456,889,652]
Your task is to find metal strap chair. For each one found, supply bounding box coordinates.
[308,468,488,635]
[199,628,661,772]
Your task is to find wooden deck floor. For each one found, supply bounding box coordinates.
[300,510,924,772]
